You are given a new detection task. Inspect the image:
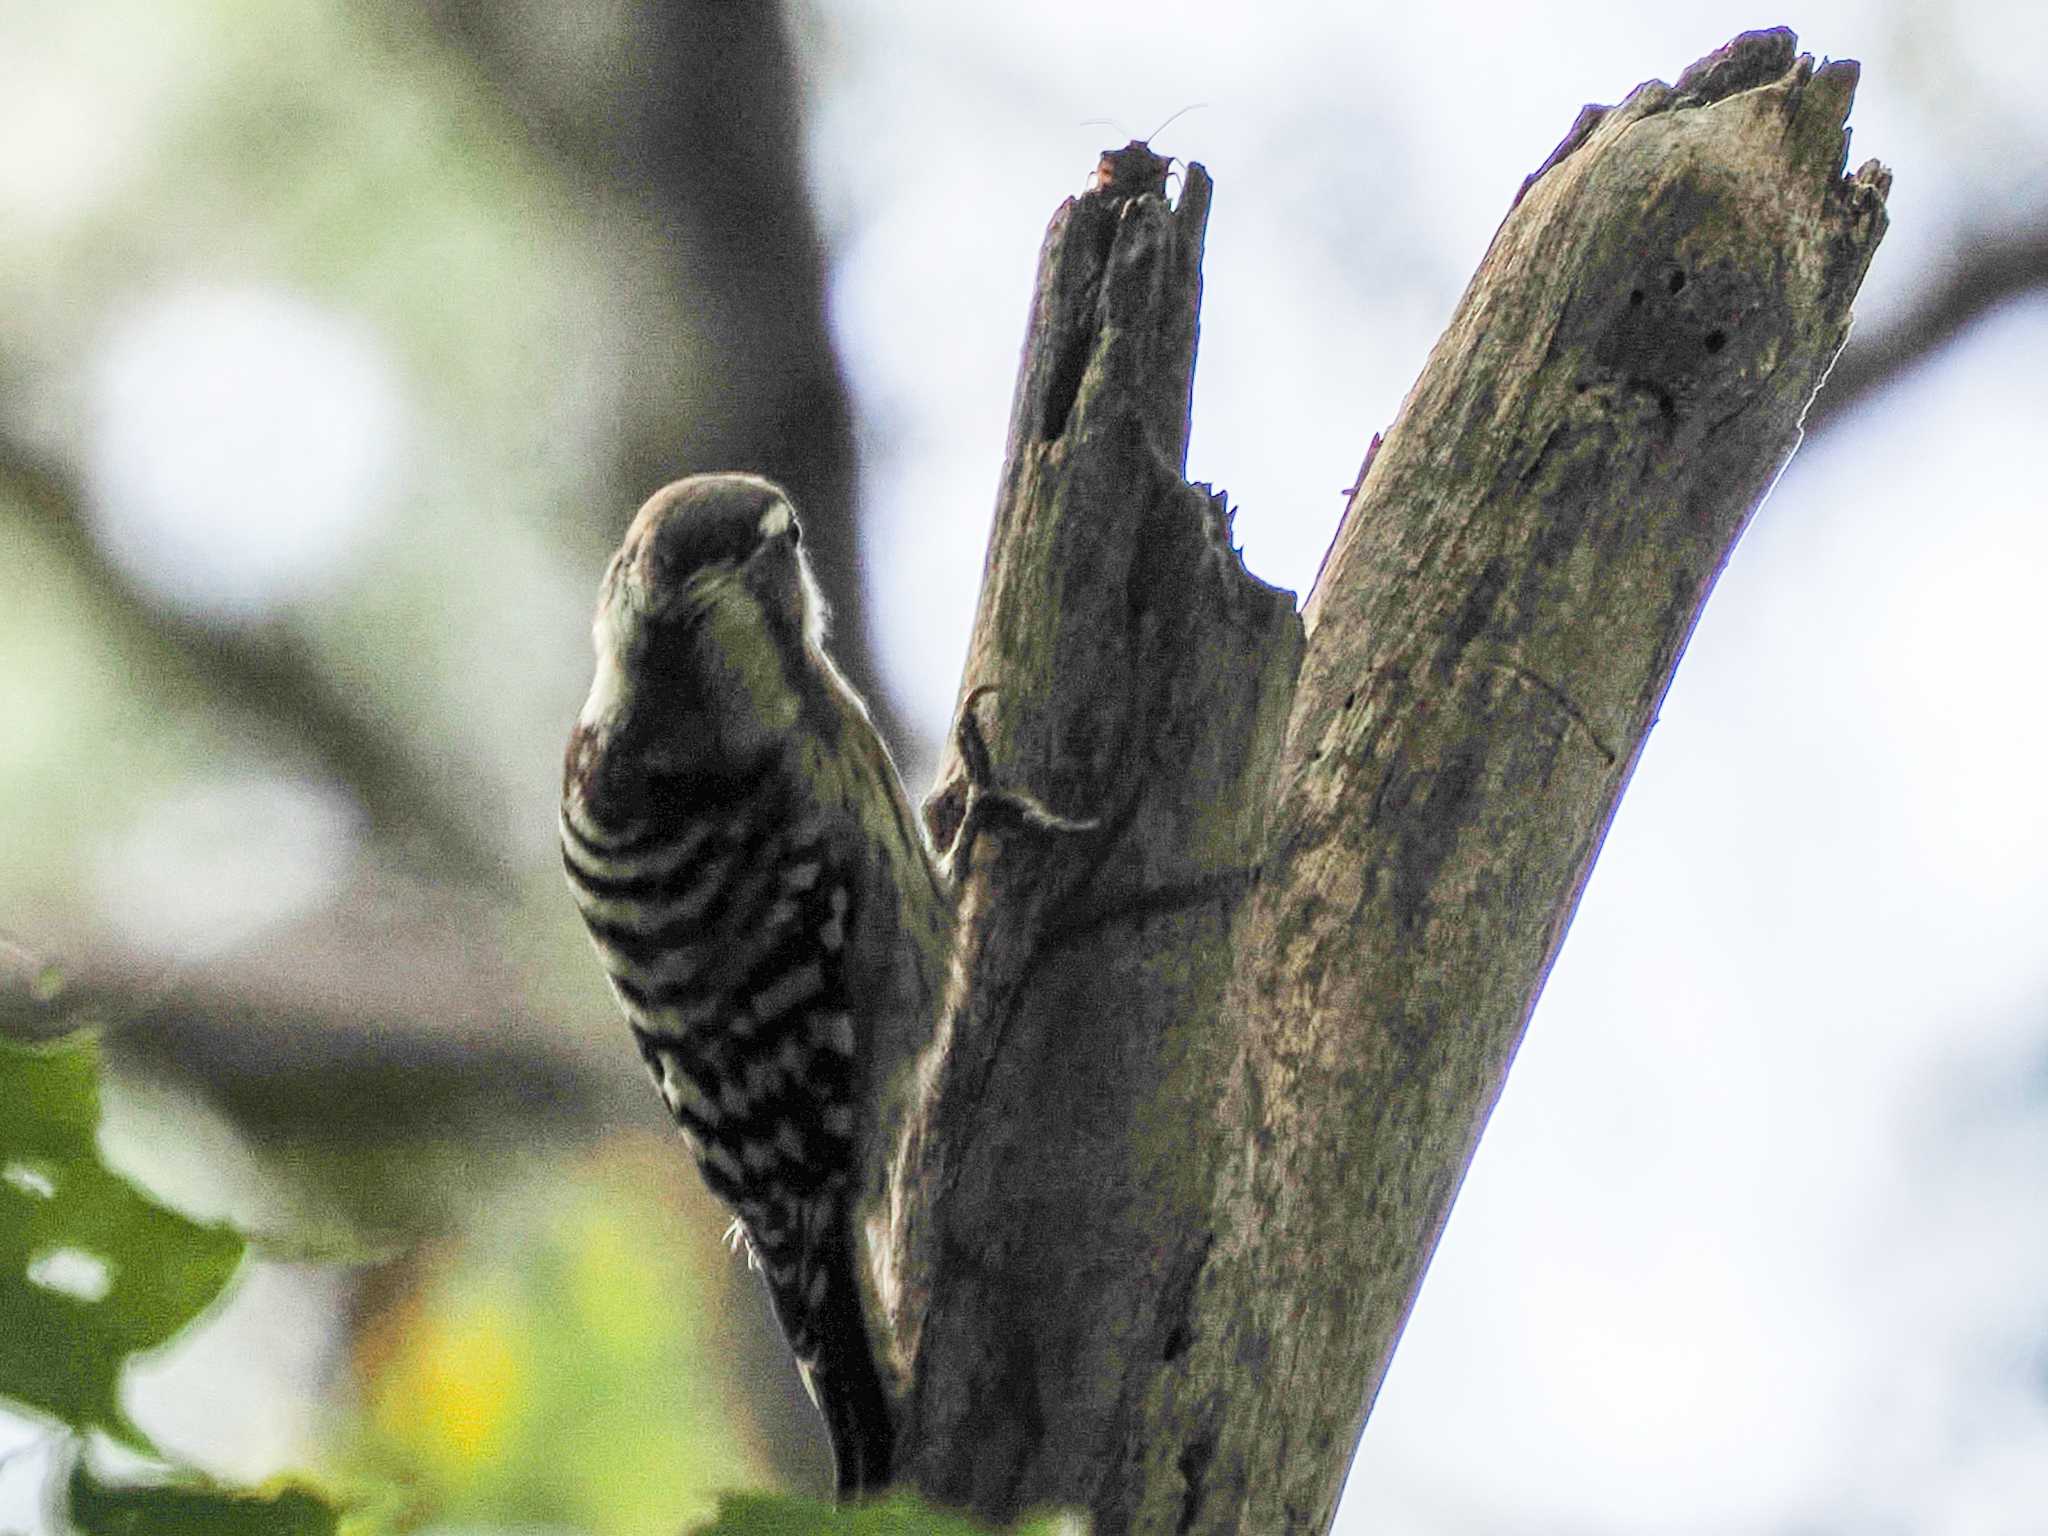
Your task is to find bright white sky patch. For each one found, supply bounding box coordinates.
[92,772,363,962]
[2,1163,56,1200]
[26,1247,112,1304]
[83,283,407,623]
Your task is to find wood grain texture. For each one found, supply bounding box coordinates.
[882,31,1888,1533]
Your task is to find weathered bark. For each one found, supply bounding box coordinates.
[884,29,1887,1534]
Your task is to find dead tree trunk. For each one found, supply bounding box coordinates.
[879,28,1888,1534]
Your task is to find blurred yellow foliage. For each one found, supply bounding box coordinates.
[367,1284,526,1471]
[348,1134,779,1534]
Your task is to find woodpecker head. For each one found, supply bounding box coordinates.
[577,472,828,774]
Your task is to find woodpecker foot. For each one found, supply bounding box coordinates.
[938,685,1099,880]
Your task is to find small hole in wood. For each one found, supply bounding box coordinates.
[1667,269,1686,294]
[1628,288,1645,307]
[1704,329,1727,354]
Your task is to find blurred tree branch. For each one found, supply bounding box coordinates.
[0,443,510,887]
[88,978,604,1143]
[0,864,621,1162]
[1805,212,2048,435]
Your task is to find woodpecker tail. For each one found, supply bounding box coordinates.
[760,1217,894,1499]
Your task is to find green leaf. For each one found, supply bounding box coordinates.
[689,1492,1086,1536]
[0,1032,246,1449]
[65,1458,343,1536]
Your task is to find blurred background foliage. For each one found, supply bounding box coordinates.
[3,0,2046,1532]
[6,0,862,1525]
[345,1137,780,1531]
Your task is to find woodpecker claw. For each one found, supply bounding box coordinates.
[724,1217,763,1272]
[941,685,1100,880]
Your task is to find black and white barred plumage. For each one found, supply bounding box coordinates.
[560,473,950,1497]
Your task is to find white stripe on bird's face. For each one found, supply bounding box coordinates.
[579,569,638,727]
[579,645,631,728]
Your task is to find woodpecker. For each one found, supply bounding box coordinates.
[559,473,951,1497]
